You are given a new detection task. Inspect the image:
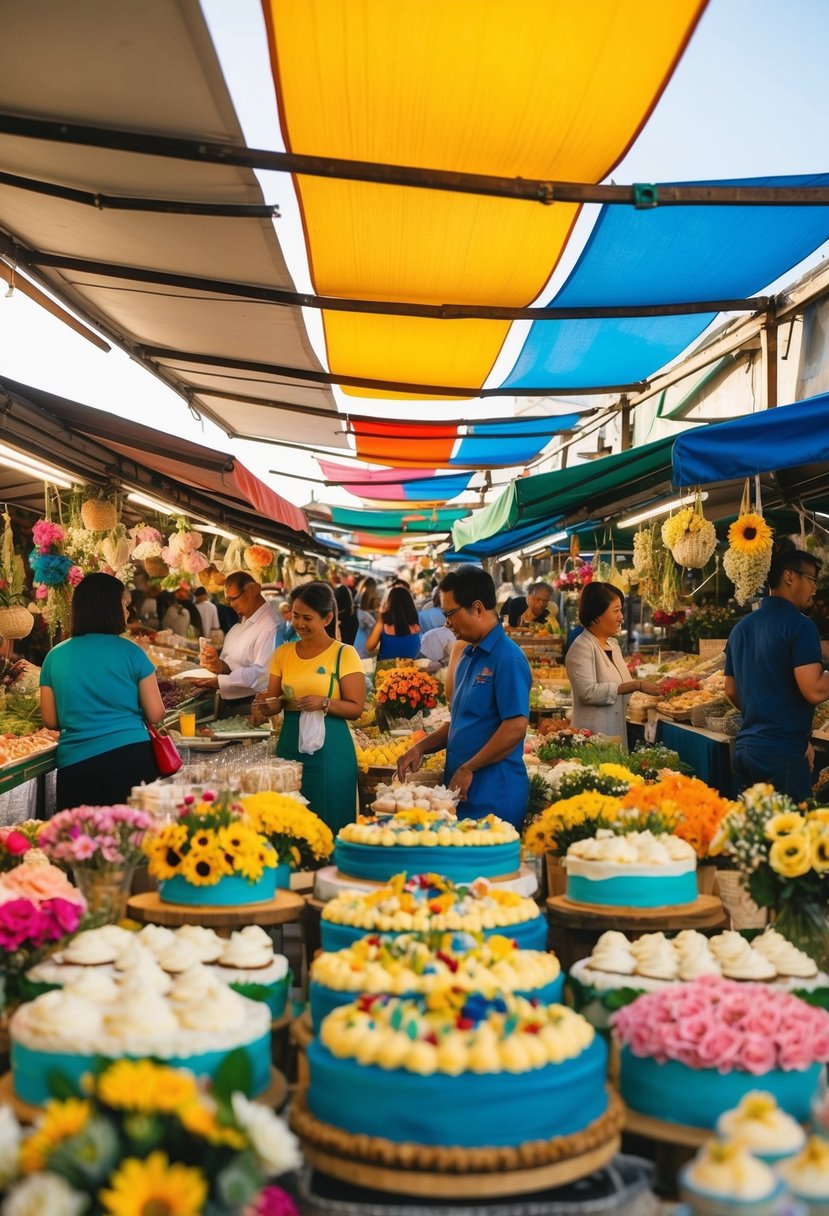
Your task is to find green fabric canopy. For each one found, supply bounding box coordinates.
[451,435,677,553]
[331,504,470,536]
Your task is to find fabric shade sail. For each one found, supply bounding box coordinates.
[449,415,582,467]
[451,435,676,553]
[263,0,706,397]
[317,460,472,503]
[502,173,829,391]
[330,505,470,536]
[672,392,829,487]
[350,420,459,467]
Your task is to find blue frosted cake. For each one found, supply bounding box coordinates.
[304,993,607,1149]
[335,809,520,883]
[309,931,562,1030]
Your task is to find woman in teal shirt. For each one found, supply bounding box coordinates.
[40,573,165,810]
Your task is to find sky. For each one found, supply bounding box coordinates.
[0,0,828,529]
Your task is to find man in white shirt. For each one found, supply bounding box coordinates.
[193,586,220,639]
[185,572,277,716]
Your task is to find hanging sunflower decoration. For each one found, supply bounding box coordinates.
[723,512,774,605]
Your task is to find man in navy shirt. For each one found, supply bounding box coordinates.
[398,565,531,826]
[725,541,829,801]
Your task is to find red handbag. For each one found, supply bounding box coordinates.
[147,721,182,776]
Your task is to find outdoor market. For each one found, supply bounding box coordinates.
[2,2,829,1214]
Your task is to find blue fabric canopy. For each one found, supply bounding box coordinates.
[501,173,829,391]
[672,391,829,486]
[450,414,582,467]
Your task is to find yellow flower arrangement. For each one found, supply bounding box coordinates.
[728,512,773,555]
[95,1060,199,1114]
[19,1098,91,1173]
[240,792,334,869]
[143,795,277,887]
[523,791,620,856]
[597,762,644,787]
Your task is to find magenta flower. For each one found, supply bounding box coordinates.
[0,899,40,949]
[1,831,31,856]
[245,1188,300,1216]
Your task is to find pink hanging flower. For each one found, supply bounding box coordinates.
[34,585,48,600]
[67,565,84,587]
[32,520,65,552]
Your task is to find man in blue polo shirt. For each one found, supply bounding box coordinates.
[398,565,531,826]
[725,541,829,802]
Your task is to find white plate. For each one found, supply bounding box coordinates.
[210,729,270,740]
[170,667,215,680]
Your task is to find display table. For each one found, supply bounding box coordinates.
[546,895,726,971]
[627,718,736,797]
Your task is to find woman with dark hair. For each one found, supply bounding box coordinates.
[254,580,366,831]
[565,582,662,747]
[39,572,165,810]
[365,585,422,660]
[334,582,358,647]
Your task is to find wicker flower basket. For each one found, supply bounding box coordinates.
[0,605,33,639]
[80,497,118,531]
[670,525,716,569]
[143,555,169,578]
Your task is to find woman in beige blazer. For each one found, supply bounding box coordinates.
[565,583,662,747]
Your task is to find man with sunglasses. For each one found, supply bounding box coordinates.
[184,571,277,718]
[398,564,531,827]
[725,541,829,801]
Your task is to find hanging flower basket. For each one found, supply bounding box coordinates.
[143,555,169,578]
[0,606,33,639]
[723,512,774,605]
[80,496,118,532]
[199,563,226,594]
[662,505,717,569]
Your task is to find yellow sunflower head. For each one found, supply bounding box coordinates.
[180,845,229,886]
[728,512,773,555]
[19,1098,92,1173]
[178,1099,247,1148]
[96,1060,199,1114]
[99,1150,207,1216]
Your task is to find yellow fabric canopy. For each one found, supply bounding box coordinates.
[264,0,705,397]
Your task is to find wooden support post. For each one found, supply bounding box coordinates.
[761,309,778,408]
[619,395,632,450]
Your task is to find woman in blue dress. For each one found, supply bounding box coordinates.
[365,585,422,661]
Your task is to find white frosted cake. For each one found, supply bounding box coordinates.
[565,830,697,909]
[11,963,271,1104]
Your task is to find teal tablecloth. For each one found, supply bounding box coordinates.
[627,719,736,797]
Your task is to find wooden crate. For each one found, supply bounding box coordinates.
[698,638,727,659]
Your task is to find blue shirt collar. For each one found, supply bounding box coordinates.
[463,620,505,657]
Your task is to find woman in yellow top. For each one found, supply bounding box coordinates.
[253,581,366,832]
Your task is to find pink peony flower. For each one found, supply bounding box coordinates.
[0,898,39,949]
[41,896,83,937]
[32,520,65,552]
[67,565,84,587]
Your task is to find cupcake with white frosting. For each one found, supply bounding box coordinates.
[680,1140,785,1215]
[752,929,818,980]
[779,1136,829,1215]
[716,1091,806,1163]
[709,931,777,983]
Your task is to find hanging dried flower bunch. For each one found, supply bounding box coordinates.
[661,498,717,570]
[723,512,774,605]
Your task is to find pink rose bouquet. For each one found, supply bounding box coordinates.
[38,805,155,872]
[612,975,829,1074]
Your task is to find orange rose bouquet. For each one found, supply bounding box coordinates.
[374,665,439,728]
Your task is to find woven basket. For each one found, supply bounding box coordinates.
[670,525,716,569]
[0,605,33,639]
[80,497,118,531]
[143,555,169,578]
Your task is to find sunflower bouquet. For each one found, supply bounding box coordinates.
[710,782,829,968]
[723,511,774,605]
[239,792,334,870]
[0,1058,300,1215]
[374,665,438,729]
[143,792,277,887]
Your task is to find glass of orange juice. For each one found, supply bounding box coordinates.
[179,712,196,737]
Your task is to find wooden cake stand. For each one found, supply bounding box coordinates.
[290,1087,624,1199]
[0,1067,288,1124]
[126,889,305,937]
[546,894,726,971]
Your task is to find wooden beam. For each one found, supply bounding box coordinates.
[761,309,778,408]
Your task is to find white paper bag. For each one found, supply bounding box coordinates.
[298,710,326,754]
